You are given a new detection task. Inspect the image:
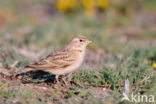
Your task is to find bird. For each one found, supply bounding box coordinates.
[16,35,93,87]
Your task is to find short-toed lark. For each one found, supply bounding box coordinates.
[17,35,92,86]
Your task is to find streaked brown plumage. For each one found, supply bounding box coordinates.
[17,35,92,86]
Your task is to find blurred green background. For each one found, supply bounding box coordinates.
[0,0,155,66]
[0,0,156,104]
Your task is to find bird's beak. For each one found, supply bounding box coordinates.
[88,40,93,43]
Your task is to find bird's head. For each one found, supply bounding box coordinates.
[67,35,93,51]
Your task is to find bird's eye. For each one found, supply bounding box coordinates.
[80,39,83,42]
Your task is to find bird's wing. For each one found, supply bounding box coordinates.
[24,51,75,70]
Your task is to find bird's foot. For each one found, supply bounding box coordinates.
[62,77,69,87]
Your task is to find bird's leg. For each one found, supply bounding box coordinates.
[67,72,83,87]
[55,75,61,87]
[61,73,73,87]
[62,76,68,87]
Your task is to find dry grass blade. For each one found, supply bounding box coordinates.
[124,79,130,96]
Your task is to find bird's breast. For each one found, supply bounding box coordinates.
[55,50,85,75]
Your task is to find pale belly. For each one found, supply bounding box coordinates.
[56,61,82,75]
